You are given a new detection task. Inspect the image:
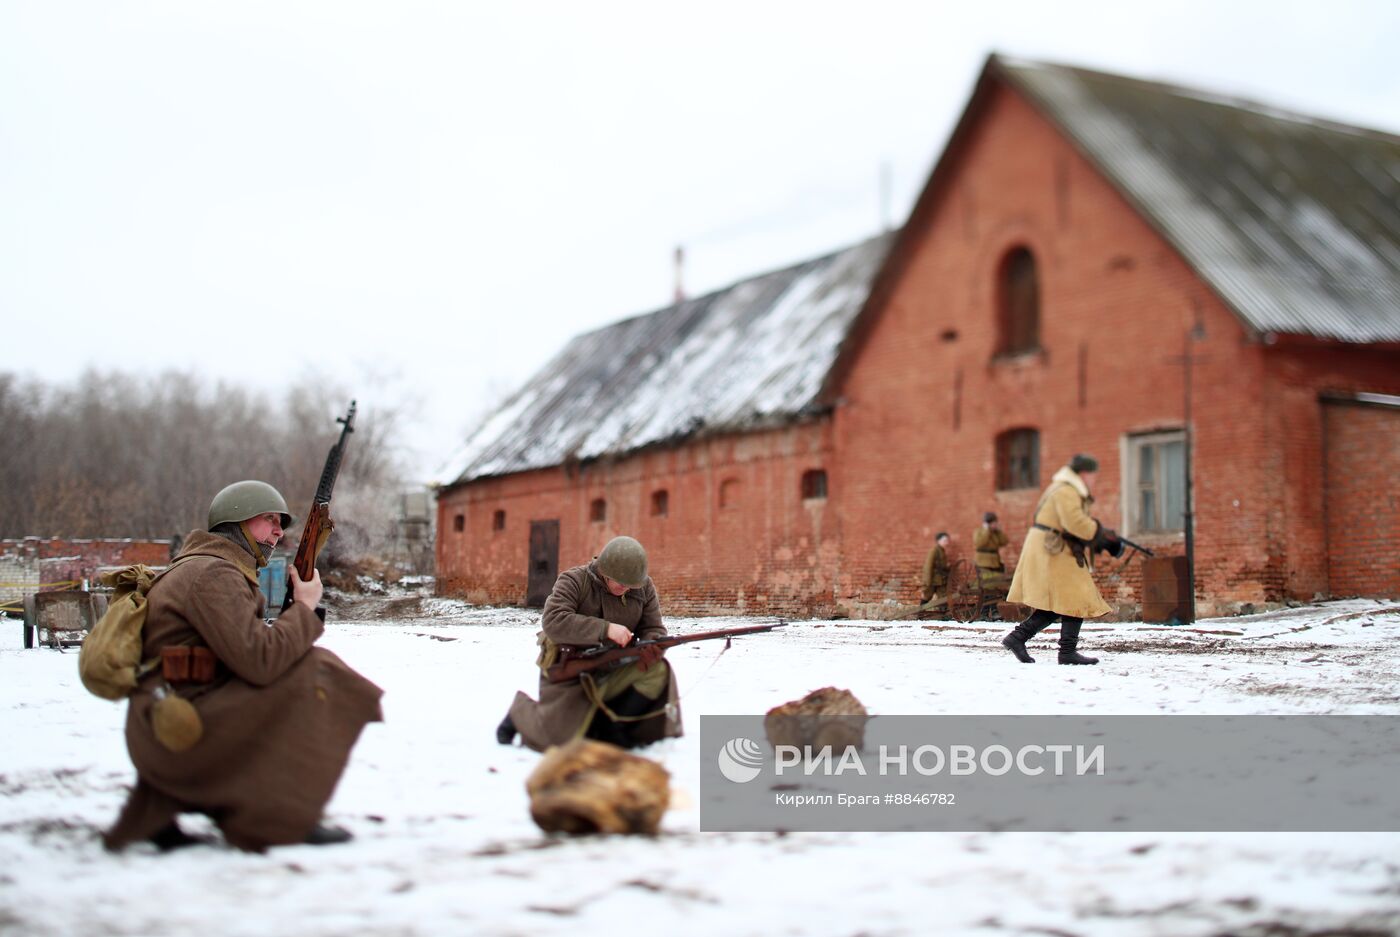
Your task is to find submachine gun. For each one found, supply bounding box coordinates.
[1065,523,1154,572]
[281,400,356,610]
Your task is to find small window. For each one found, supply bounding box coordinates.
[801,469,828,500]
[650,489,669,517]
[995,429,1040,491]
[452,514,465,533]
[492,509,506,532]
[589,498,607,523]
[1126,431,1186,535]
[997,246,1040,356]
[719,478,740,509]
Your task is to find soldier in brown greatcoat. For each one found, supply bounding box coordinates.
[1003,454,1112,665]
[103,480,383,852]
[498,536,682,752]
[918,532,952,606]
[973,512,1010,579]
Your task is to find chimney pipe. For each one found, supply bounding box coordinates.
[673,245,685,304]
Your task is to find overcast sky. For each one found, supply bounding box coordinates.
[3,1,1398,483]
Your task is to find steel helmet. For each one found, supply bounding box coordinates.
[596,536,648,588]
[207,480,294,530]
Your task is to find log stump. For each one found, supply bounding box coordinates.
[526,739,670,836]
[764,686,869,753]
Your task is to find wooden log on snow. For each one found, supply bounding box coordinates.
[764,686,869,753]
[526,739,670,836]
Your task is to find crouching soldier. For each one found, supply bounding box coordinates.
[498,536,682,751]
[103,480,384,852]
[1002,454,1111,665]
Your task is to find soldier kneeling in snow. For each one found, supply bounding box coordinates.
[103,480,384,853]
[498,536,682,751]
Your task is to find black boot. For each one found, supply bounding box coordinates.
[496,712,518,745]
[1002,609,1054,663]
[1057,617,1099,665]
[303,823,353,846]
[149,820,205,852]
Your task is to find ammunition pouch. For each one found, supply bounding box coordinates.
[535,632,560,674]
[160,646,219,684]
[1036,523,1087,568]
[1033,522,1067,557]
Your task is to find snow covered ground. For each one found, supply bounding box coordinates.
[4,596,1400,936]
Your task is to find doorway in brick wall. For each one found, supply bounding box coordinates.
[526,519,560,607]
[1322,397,1400,598]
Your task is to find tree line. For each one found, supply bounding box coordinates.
[0,370,410,562]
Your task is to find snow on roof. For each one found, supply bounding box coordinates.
[1000,57,1400,344]
[442,233,895,485]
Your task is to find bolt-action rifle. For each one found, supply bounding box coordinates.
[545,620,785,684]
[281,400,356,610]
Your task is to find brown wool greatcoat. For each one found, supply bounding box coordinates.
[973,526,1009,571]
[920,545,949,600]
[508,561,682,752]
[103,530,383,852]
[1006,467,1113,619]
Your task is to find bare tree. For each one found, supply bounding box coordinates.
[0,369,412,566]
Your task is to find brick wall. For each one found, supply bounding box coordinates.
[1,538,173,595]
[1322,399,1400,598]
[435,78,1400,617]
[437,422,842,615]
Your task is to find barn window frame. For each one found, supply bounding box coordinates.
[801,469,828,500]
[1123,430,1186,536]
[589,498,607,523]
[995,245,1042,357]
[995,428,1040,491]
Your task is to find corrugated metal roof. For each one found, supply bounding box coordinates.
[443,233,894,484]
[1000,57,1400,344]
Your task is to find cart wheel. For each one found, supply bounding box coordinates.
[945,561,982,623]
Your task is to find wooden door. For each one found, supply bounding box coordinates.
[526,519,560,607]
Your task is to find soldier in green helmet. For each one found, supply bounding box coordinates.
[103,480,384,853]
[498,535,682,751]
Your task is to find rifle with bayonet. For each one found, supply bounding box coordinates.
[282,400,356,610]
[546,620,786,684]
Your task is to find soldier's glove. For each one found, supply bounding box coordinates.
[636,643,665,672]
[1091,524,1126,559]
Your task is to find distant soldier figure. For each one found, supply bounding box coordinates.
[919,532,952,606]
[973,511,1010,582]
[498,536,682,751]
[1002,454,1111,665]
[103,481,384,852]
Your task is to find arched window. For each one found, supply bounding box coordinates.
[997,246,1040,356]
[801,469,828,500]
[452,514,465,533]
[492,509,506,532]
[719,478,740,509]
[995,428,1040,491]
[650,489,669,517]
[589,498,607,522]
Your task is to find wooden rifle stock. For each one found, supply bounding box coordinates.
[545,621,785,684]
[281,401,356,610]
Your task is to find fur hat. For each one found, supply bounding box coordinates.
[1069,453,1099,474]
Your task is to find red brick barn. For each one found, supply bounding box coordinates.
[437,55,1400,617]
